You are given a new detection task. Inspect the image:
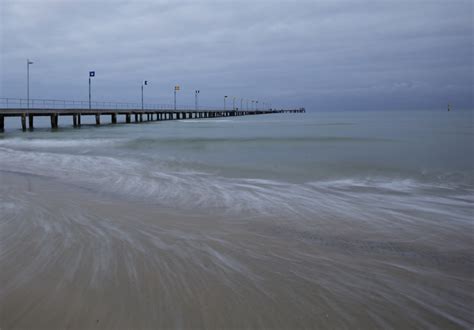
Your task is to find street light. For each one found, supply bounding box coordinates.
[251,100,254,110]
[195,90,200,110]
[232,96,236,110]
[89,71,95,110]
[174,85,180,110]
[256,100,259,110]
[27,59,34,108]
[224,95,228,110]
[141,80,148,110]
[246,99,249,110]
[240,98,243,111]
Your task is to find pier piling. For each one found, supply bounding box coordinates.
[50,113,58,129]
[21,113,27,131]
[28,114,34,130]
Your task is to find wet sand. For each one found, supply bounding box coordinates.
[0,171,473,329]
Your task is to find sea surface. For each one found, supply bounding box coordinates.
[0,110,473,329]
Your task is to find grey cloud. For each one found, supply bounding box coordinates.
[1,0,472,110]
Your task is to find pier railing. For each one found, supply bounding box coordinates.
[0,97,227,111]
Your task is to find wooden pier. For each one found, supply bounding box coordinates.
[0,108,305,132]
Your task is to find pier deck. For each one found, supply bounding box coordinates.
[0,108,305,132]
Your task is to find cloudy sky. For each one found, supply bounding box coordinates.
[0,0,472,110]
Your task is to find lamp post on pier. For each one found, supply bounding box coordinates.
[141,80,148,110]
[195,90,200,110]
[224,95,228,110]
[26,59,34,109]
[240,98,243,111]
[256,101,259,110]
[174,85,180,110]
[89,71,95,110]
[232,96,236,111]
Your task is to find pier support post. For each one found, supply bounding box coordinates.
[95,114,100,125]
[126,114,131,123]
[111,113,117,124]
[51,113,58,129]
[0,115,4,132]
[73,114,78,127]
[28,114,34,130]
[140,114,143,122]
[21,113,27,131]
[135,114,139,122]
[77,114,81,127]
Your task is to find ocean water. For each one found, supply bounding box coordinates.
[0,110,473,328]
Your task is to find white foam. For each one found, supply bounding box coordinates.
[178,119,235,123]
[0,146,472,227]
[0,138,120,149]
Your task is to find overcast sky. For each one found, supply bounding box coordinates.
[0,0,472,110]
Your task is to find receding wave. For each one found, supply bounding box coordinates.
[0,147,472,226]
[120,136,392,148]
[0,137,121,149]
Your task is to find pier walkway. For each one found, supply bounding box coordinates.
[0,98,305,132]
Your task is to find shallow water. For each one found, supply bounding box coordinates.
[0,110,473,328]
